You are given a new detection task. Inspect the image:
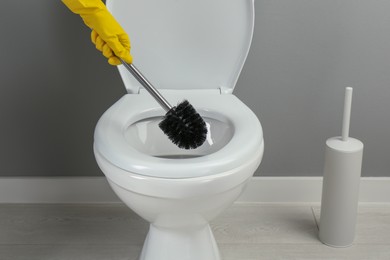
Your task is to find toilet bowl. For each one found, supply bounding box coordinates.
[94,1,263,259]
[94,90,263,260]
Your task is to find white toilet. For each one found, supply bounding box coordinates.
[93,0,264,259]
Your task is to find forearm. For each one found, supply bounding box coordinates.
[62,0,106,15]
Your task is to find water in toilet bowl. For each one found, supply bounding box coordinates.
[124,114,234,159]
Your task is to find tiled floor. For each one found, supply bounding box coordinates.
[0,203,389,259]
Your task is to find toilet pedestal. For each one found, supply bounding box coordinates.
[139,224,221,260]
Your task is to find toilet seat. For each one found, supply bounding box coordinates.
[94,89,263,179]
[95,0,262,180]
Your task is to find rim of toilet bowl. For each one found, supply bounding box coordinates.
[94,90,264,179]
[94,141,264,199]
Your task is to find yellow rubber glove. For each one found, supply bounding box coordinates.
[62,0,132,65]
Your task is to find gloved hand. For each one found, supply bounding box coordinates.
[62,0,132,65]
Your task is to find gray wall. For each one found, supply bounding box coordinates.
[0,0,389,177]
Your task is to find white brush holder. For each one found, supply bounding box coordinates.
[319,87,364,247]
[319,137,363,247]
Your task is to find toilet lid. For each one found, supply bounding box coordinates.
[106,0,255,94]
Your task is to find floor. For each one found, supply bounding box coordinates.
[0,203,389,260]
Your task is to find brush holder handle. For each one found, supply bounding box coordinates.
[120,60,172,112]
[319,137,364,247]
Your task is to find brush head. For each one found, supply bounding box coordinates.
[159,100,208,149]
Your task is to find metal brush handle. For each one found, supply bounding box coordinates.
[120,59,172,111]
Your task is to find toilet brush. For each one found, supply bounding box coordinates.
[120,59,207,149]
[319,87,364,247]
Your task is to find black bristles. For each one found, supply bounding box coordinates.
[159,100,208,149]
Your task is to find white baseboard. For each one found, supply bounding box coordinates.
[0,177,120,204]
[0,176,389,204]
[238,177,390,205]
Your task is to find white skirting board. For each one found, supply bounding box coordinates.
[0,176,389,204]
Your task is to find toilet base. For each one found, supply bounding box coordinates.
[139,224,221,260]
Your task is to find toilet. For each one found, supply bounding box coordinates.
[93,0,264,260]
